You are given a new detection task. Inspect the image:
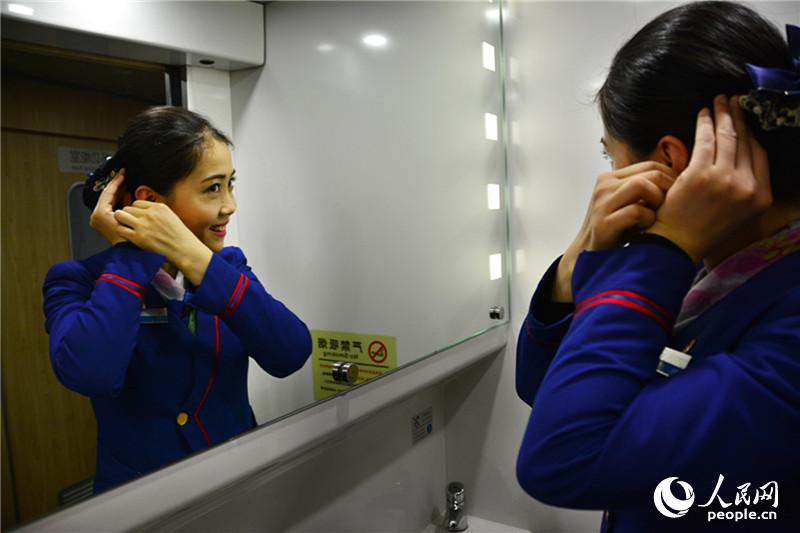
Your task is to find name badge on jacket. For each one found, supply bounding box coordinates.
[140,307,168,325]
[656,346,693,377]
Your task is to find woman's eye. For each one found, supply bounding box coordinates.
[207,183,222,193]
[601,150,610,161]
[229,178,236,190]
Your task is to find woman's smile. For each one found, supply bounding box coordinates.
[210,221,228,238]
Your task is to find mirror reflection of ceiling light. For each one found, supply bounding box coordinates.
[8,3,34,16]
[485,7,500,24]
[362,33,389,48]
[489,253,503,281]
[484,113,498,141]
[487,184,501,210]
[482,42,496,72]
[317,43,335,52]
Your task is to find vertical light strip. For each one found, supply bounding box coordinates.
[484,113,498,141]
[482,42,496,72]
[487,184,500,210]
[489,253,503,280]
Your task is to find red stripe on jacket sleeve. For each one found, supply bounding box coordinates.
[223,276,249,319]
[576,289,672,324]
[221,273,245,318]
[96,278,143,301]
[573,297,671,333]
[98,272,146,291]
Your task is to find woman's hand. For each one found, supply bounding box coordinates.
[89,169,128,245]
[113,201,212,285]
[552,161,678,302]
[645,95,772,263]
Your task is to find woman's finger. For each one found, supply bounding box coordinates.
[640,169,676,193]
[97,172,125,207]
[116,224,136,240]
[612,160,678,180]
[132,200,156,209]
[713,94,737,169]
[121,206,148,217]
[606,173,667,212]
[605,203,657,235]
[113,209,138,228]
[687,107,715,170]
[729,95,752,170]
[730,95,771,206]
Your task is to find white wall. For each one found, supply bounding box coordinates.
[443,2,800,532]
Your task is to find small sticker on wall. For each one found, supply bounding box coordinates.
[412,407,433,444]
[57,147,112,174]
[311,329,397,401]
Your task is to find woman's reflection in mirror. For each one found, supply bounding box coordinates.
[43,106,312,494]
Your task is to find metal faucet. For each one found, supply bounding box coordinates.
[445,481,468,531]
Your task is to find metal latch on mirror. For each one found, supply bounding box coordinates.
[489,306,505,320]
[331,361,359,384]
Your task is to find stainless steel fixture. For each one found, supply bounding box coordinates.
[445,481,468,531]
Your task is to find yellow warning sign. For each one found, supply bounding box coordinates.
[311,329,397,401]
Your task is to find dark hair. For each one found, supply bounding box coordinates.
[83,106,233,209]
[597,1,799,200]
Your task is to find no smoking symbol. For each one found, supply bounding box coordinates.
[368,340,388,364]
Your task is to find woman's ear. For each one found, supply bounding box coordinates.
[649,135,689,172]
[134,185,165,203]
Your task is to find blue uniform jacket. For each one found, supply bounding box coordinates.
[516,242,799,532]
[43,245,312,494]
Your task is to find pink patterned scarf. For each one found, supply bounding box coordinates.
[673,218,800,334]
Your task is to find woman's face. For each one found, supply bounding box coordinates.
[167,137,236,253]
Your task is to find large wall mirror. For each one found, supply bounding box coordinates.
[1,1,509,528]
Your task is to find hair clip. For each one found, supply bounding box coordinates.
[740,90,799,130]
[92,169,117,192]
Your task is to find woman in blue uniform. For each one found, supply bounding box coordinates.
[43,106,312,494]
[515,2,799,532]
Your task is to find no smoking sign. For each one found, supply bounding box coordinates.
[368,340,388,364]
